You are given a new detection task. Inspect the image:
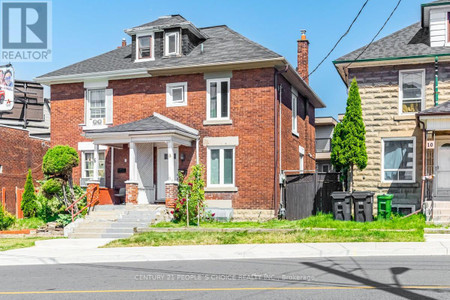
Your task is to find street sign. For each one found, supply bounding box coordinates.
[426,140,435,149]
[0,64,14,111]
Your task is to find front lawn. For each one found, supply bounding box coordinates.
[7,217,46,230]
[104,214,425,248]
[0,237,52,251]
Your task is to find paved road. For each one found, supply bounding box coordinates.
[0,256,449,299]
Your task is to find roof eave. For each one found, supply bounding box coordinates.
[124,22,207,39]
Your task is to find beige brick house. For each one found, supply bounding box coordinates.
[333,0,450,222]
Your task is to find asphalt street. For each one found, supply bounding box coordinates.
[0,256,449,299]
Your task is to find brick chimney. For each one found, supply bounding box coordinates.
[297,29,309,84]
[121,38,127,47]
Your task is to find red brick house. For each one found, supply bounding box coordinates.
[36,15,324,218]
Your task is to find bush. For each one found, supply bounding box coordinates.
[0,205,15,230]
[21,169,40,218]
[42,145,79,179]
[173,165,207,224]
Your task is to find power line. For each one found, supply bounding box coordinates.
[345,0,403,69]
[306,0,370,79]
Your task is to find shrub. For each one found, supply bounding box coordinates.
[173,164,206,224]
[42,145,79,180]
[0,205,15,230]
[21,169,40,218]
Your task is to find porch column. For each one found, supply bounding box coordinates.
[93,144,100,181]
[125,142,138,204]
[165,140,178,208]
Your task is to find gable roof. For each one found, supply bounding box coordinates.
[36,25,281,79]
[84,112,198,137]
[131,14,188,29]
[334,22,450,63]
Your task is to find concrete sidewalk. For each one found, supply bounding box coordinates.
[1,238,450,266]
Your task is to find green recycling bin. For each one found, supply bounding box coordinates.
[377,194,394,220]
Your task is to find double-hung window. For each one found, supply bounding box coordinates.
[207,147,235,187]
[292,89,298,135]
[207,78,230,120]
[81,151,106,186]
[382,137,416,183]
[164,31,180,56]
[166,82,187,107]
[85,88,113,127]
[399,70,425,115]
[136,34,153,61]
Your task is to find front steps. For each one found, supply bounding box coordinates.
[68,205,165,239]
[425,201,450,225]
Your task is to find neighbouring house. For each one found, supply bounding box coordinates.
[333,0,450,221]
[36,15,325,219]
[315,116,338,173]
[0,80,50,216]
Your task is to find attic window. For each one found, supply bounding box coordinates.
[165,32,180,56]
[137,34,153,60]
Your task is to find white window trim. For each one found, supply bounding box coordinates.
[206,146,236,188]
[206,78,231,121]
[446,11,450,46]
[135,32,155,62]
[299,146,305,172]
[381,137,416,183]
[292,88,299,136]
[85,89,107,129]
[81,150,106,185]
[164,31,180,56]
[166,82,187,107]
[398,69,425,116]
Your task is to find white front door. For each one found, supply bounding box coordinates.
[157,147,179,201]
[136,143,155,204]
[436,141,450,198]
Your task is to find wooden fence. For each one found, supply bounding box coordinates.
[283,172,342,220]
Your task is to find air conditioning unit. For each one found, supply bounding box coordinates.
[91,118,104,126]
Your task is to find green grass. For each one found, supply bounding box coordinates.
[7,217,46,230]
[153,213,426,231]
[0,237,52,251]
[104,214,425,248]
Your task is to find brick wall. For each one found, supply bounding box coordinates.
[0,126,50,215]
[348,63,450,207]
[50,67,316,210]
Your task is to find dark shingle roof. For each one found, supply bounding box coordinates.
[85,114,196,136]
[335,22,450,63]
[37,25,281,79]
[418,101,450,115]
[131,15,188,29]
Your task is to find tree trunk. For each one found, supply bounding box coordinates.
[67,174,78,213]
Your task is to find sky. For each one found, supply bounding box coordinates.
[3,0,429,118]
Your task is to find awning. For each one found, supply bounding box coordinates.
[417,101,450,131]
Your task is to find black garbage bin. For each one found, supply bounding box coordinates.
[331,192,352,221]
[352,191,374,222]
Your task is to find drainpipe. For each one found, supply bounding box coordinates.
[195,137,199,165]
[274,66,288,218]
[434,56,439,107]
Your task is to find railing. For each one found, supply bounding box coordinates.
[65,186,99,222]
[316,138,332,153]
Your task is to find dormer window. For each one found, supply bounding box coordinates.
[164,31,180,56]
[136,33,154,61]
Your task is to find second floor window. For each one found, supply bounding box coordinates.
[138,35,152,60]
[292,92,298,135]
[85,88,113,127]
[207,78,230,120]
[399,70,425,115]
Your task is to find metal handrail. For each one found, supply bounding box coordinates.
[65,186,99,222]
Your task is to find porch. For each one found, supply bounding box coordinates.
[83,112,199,207]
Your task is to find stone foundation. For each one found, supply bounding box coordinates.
[125,182,138,204]
[165,182,178,208]
[232,209,275,222]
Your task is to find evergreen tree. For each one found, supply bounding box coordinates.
[21,169,39,217]
[331,78,367,192]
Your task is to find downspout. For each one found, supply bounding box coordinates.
[434,56,439,107]
[196,137,199,165]
[274,66,288,218]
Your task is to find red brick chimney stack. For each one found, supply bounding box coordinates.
[122,38,127,47]
[297,29,309,84]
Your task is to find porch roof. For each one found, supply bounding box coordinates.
[83,112,199,145]
[417,101,450,116]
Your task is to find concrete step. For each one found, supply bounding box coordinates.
[425,228,450,234]
[110,222,149,228]
[425,234,450,242]
[70,228,107,234]
[430,216,450,222]
[99,233,133,239]
[431,208,450,216]
[103,228,134,234]
[69,233,104,239]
